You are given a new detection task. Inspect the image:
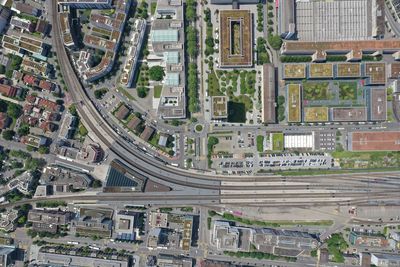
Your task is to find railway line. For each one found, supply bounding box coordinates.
[45,0,400,208]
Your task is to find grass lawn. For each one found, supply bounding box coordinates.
[151,2,157,15]
[332,151,400,169]
[118,87,135,101]
[227,101,246,123]
[338,82,358,100]
[195,124,203,132]
[274,168,400,176]
[208,71,222,96]
[256,135,264,152]
[272,133,284,151]
[288,84,301,122]
[153,85,162,98]
[303,82,331,100]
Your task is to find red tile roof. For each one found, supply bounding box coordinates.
[23,74,39,86]
[39,80,55,91]
[0,84,17,97]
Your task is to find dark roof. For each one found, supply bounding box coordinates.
[105,160,146,190]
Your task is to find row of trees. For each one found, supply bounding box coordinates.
[185,0,199,115]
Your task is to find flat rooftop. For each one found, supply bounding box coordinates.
[390,63,400,78]
[309,63,333,78]
[287,84,301,123]
[336,63,361,78]
[331,107,367,122]
[212,96,228,119]
[262,64,276,124]
[296,0,373,41]
[365,63,386,84]
[304,107,328,122]
[283,64,306,79]
[282,40,400,55]
[369,89,387,121]
[351,131,400,151]
[219,10,252,67]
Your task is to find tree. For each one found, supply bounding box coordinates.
[0,65,5,74]
[268,34,283,50]
[94,88,108,99]
[149,66,165,81]
[92,180,102,188]
[2,130,15,140]
[17,215,27,225]
[69,104,78,116]
[25,158,46,171]
[17,123,30,136]
[38,146,49,154]
[137,87,148,98]
[7,103,22,119]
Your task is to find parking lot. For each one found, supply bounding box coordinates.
[212,152,333,173]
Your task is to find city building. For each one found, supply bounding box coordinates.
[10,16,35,32]
[115,210,140,241]
[295,0,384,41]
[210,0,259,4]
[253,228,318,257]
[21,57,51,77]
[331,107,367,122]
[20,135,47,148]
[149,212,168,228]
[58,0,113,9]
[370,253,400,267]
[126,115,142,132]
[140,126,155,141]
[35,19,50,36]
[40,166,92,194]
[211,96,228,120]
[284,133,315,150]
[0,84,17,98]
[211,221,253,252]
[367,88,387,121]
[349,231,389,248]
[71,207,113,238]
[2,34,47,57]
[157,255,193,267]
[82,0,131,82]
[36,249,130,267]
[0,210,17,232]
[219,10,252,67]
[287,84,301,123]
[120,19,146,87]
[28,209,73,234]
[103,160,146,193]
[278,0,296,39]
[349,131,400,151]
[0,245,16,267]
[115,104,130,120]
[59,9,75,48]
[281,40,400,62]
[78,144,104,163]
[0,6,11,33]
[151,0,186,119]
[13,2,39,16]
[262,64,276,124]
